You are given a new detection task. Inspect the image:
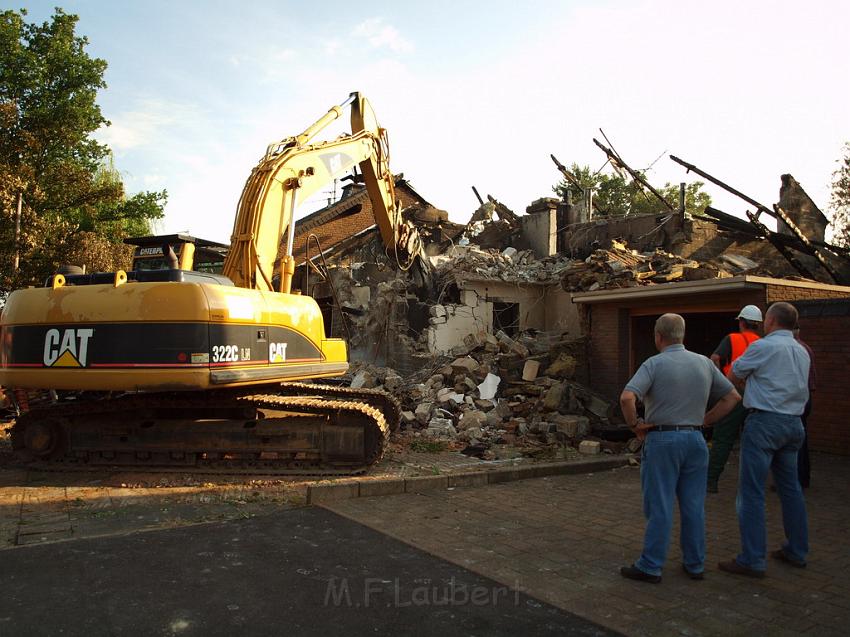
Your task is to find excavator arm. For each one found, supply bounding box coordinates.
[223,92,422,293]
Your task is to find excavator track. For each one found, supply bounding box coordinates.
[11,387,392,475]
[278,381,402,431]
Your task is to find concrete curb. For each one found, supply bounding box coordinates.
[307,455,631,505]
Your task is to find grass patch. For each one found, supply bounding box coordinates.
[410,439,448,453]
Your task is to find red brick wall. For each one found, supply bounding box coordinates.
[797,315,850,455]
[290,184,425,263]
[766,284,850,303]
[588,305,623,400]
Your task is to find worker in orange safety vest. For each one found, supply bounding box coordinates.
[706,305,762,493]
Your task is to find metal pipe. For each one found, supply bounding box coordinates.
[295,93,358,147]
[285,185,298,257]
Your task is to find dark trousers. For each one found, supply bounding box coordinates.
[707,400,746,487]
[798,399,811,488]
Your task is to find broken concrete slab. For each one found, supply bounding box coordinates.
[350,370,377,389]
[522,360,540,381]
[426,417,457,437]
[543,382,567,411]
[550,414,590,438]
[450,356,480,373]
[458,410,487,430]
[477,373,501,400]
[414,402,434,425]
[579,440,601,455]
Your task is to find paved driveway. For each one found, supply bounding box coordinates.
[0,506,614,637]
[328,452,850,636]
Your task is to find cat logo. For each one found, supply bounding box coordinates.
[328,153,342,173]
[43,328,94,367]
[269,342,288,363]
[321,152,352,176]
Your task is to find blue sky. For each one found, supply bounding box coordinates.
[16,0,850,243]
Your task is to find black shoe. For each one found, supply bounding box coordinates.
[706,482,718,494]
[620,564,661,583]
[682,564,704,580]
[718,559,765,579]
[770,549,806,568]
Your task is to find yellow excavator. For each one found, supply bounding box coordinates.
[0,92,422,473]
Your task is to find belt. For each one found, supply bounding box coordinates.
[650,425,702,432]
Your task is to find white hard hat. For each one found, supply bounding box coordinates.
[736,305,763,322]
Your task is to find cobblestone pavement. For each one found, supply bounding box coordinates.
[0,444,584,548]
[327,452,850,636]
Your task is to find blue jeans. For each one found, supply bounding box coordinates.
[636,430,708,576]
[736,410,808,570]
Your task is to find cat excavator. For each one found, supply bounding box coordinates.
[0,92,422,473]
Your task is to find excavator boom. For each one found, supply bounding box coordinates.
[223,92,421,293]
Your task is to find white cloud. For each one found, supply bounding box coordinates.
[96,99,204,152]
[322,38,342,56]
[269,46,297,63]
[353,17,413,53]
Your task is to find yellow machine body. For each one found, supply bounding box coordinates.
[0,279,347,392]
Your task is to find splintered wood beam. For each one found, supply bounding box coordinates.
[594,139,676,212]
[670,155,777,220]
[745,210,818,280]
[471,186,484,205]
[550,154,584,191]
[550,153,608,215]
[703,206,850,260]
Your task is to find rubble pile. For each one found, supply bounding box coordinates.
[560,239,766,292]
[348,331,627,460]
[431,245,573,284]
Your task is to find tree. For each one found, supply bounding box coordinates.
[0,8,166,294]
[829,142,850,247]
[553,162,710,218]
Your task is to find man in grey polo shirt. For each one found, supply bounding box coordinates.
[719,302,810,577]
[620,314,740,583]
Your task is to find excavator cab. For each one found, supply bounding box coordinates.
[124,234,229,274]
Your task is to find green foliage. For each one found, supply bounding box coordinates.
[829,142,850,247]
[0,8,166,294]
[553,162,711,218]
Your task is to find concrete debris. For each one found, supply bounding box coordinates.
[426,417,457,438]
[431,244,573,285]
[477,373,501,400]
[559,239,768,292]
[544,354,576,379]
[578,440,602,455]
[522,360,540,381]
[350,369,377,389]
[414,401,433,425]
[346,331,621,459]
[450,357,480,373]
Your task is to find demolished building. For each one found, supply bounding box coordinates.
[286,167,850,458]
